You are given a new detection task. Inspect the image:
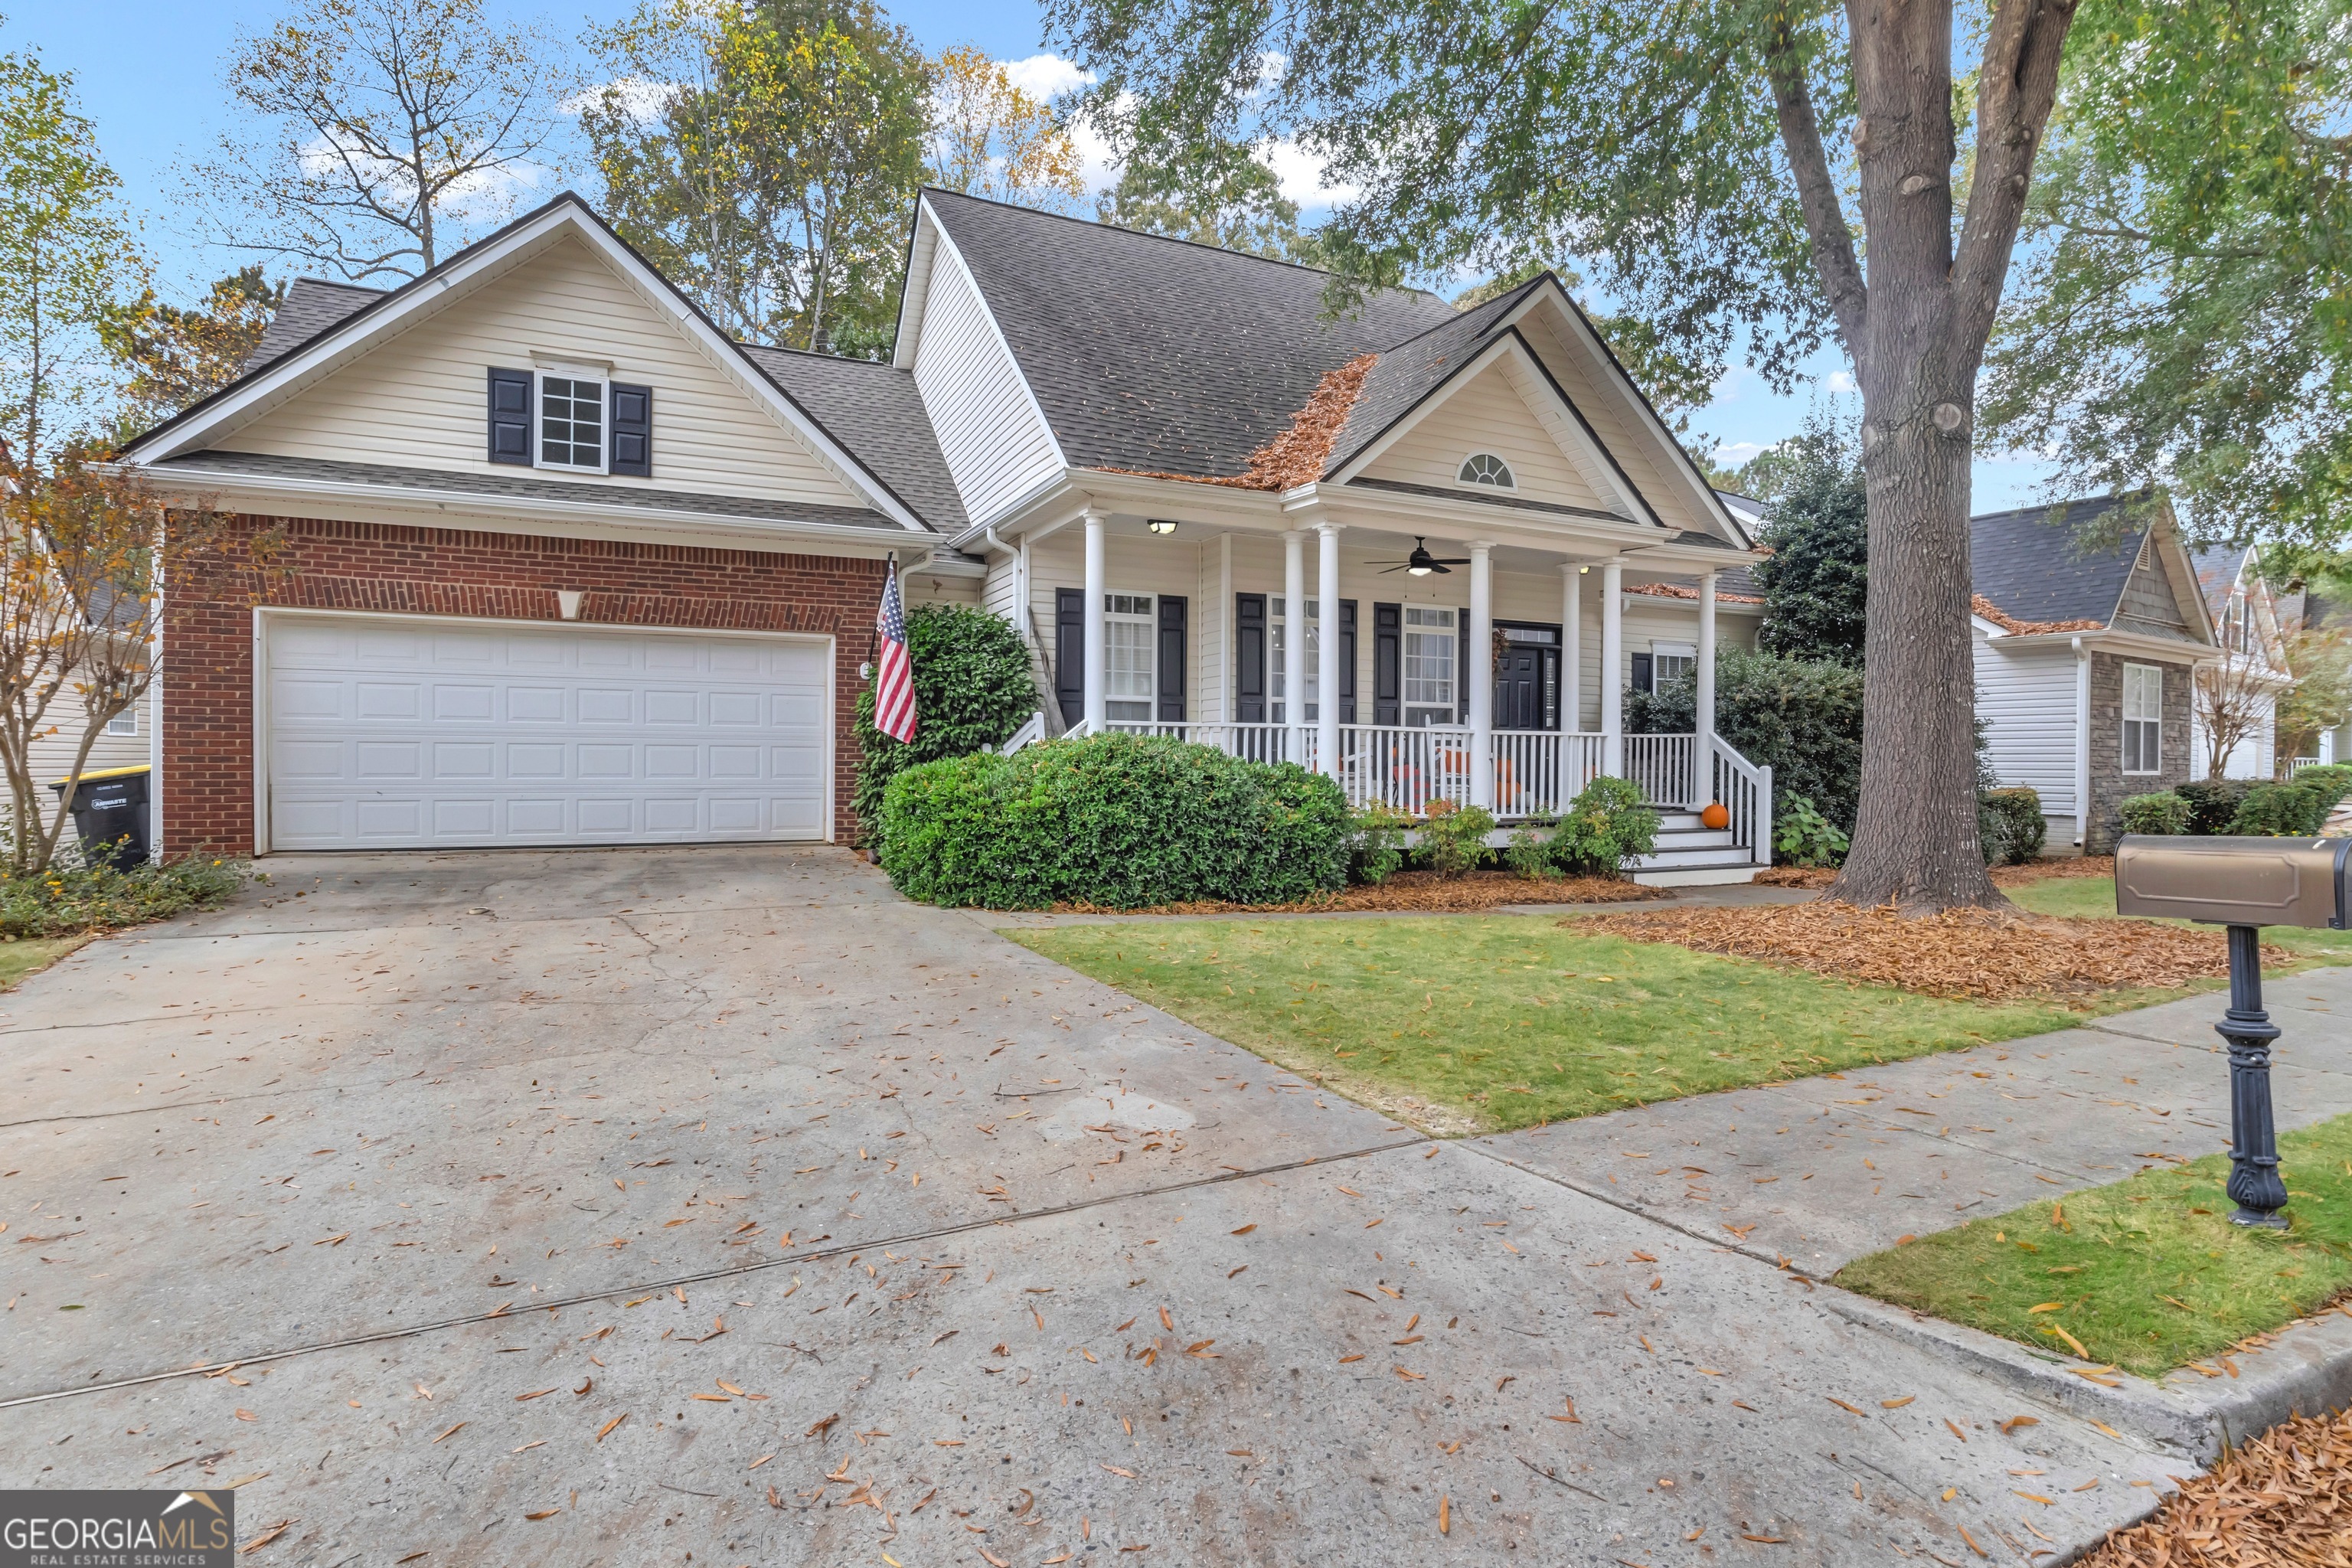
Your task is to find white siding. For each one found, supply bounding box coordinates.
[2191,687,2278,780]
[1514,311,1709,537]
[1360,361,1612,514]
[1974,631,2081,815]
[910,243,1063,526]
[229,237,868,508]
[31,721,145,789]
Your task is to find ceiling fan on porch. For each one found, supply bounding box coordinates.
[1369,537,1474,577]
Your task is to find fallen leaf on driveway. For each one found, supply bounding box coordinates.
[1101,1464,1135,1478]
[432,1423,465,1444]
[239,1519,292,1553]
[595,1414,626,1442]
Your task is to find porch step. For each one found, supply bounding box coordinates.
[1632,862,1766,888]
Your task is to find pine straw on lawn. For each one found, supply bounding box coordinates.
[1753,854,2116,890]
[1567,899,2280,1001]
[2082,1406,2352,1567]
[1061,871,1664,916]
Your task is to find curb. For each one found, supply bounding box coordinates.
[1826,1286,2352,1463]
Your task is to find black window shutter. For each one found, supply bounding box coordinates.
[1055,589,1086,727]
[1234,593,1267,723]
[1372,603,1401,726]
[1630,653,1654,694]
[1158,595,1187,723]
[1457,616,1471,724]
[609,383,652,476]
[1338,599,1358,724]
[488,368,533,466]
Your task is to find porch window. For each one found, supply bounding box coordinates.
[1104,593,1156,720]
[1270,596,1321,723]
[1403,606,1456,726]
[1652,642,1697,688]
[2122,662,2162,774]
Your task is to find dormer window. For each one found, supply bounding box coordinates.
[539,371,606,471]
[1459,452,1515,489]
[487,366,653,477]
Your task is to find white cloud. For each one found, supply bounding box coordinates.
[1259,137,1355,208]
[562,76,680,125]
[1713,441,1766,466]
[1003,54,1095,101]
[1821,369,1859,394]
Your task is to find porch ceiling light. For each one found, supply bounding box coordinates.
[1146,518,1178,535]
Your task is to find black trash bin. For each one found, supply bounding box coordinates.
[49,765,152,871]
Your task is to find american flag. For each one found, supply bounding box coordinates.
[871,560,918,743]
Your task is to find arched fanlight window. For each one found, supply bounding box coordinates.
[1459,452,1516,489]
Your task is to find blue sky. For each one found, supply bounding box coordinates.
[9,0,2049,506]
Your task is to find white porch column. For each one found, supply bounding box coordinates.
[1694,569,1718,807]
[1315,523,1342,780]
[1282,529,1306,763]
[1468,543,1494,808]
[1082,511,1106,730]
[1561,564,1582,732]
[1600,561,1625,776]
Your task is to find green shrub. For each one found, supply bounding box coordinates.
[1547,776,1659,876]
[853,604,1039,849]
[2174,778,2252,836]
[1628,647,1864,832]
[2120,791,2192,835]
[1773,794,1850,867]
[0,854,246,936]
[1417,799,1497,878]
[1504,818,1559,881]
[2229,782,2331,837]
[1350,802,1410,885]
[1977,787,2047,865]
[2293,763,2352,808]
[878,733,1350,909]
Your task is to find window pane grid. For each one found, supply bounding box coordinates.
[541,376,604,469]
[2122,663,2161,774]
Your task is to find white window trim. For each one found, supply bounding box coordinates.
[1269,596,1323,724]
[1459,452,1517,490]
[1403,604,1459,725]
[106,709,138,737]
[536,365,609,475]
[1103,591,1157,720]
[2122,662,2163,776]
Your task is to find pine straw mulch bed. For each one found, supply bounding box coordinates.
[1060,870,1666,916]
[1753,854,2117,890]
[2082,1405,2352,1566]
[1566,897,2280,1001]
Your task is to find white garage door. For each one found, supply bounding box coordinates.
[264,616,831,850]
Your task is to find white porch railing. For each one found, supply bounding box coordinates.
[998,710,1047,754]
[998,720,1771,862]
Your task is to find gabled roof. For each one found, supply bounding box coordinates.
[2191,542,2255,619]
[1971,495,2210,641]
[915,188,1458,480]
[1323,281,1541,474]
[123,192,932,532]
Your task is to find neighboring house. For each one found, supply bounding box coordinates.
[2188,542,2292,782]
[121,189,1777,880]
[1970,496,2220,853]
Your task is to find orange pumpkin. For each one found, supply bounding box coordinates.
[1700,801,1731,831]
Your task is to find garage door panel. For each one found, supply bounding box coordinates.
[266,618,831,850]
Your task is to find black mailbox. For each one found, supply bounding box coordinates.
[2113,832,2352,1230]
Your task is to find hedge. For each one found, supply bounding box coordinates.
[1627,646,1864,833]
[879,733,1351,909]
[1978,787,2046,865]
[2120,792,2192,835]
[2230,781,2334,837]
[853,604,1038,848]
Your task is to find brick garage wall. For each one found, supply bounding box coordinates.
[164,514,886,856]
[2084,649,2196,852]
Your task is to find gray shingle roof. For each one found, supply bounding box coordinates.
[1971,496,2141,627]
[243,278,387,373]
[736,344,965,531]
[1323,283,1537,476]
[2190,542,2252,618]
[153,449,897,532]
[921,188,1458,479]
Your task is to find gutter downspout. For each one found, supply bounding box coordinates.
[2073,635,2092,848]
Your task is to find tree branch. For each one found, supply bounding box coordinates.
[1952,0,2079,356]
[1761,21,1869,370]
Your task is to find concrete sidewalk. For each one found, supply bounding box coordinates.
[1472,964,2352,1274]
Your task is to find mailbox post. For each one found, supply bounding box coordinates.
[2115,835,2352,1230]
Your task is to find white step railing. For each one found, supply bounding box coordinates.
[1622,733,1696,808]
[998,710,1047,754]
[1708,733,1774,866]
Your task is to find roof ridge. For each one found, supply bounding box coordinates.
[920,185,1449,309]
[289,276,391,296]
[1370,273,1550,357]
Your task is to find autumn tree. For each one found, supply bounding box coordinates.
[1096,138,1319,263]
[1048,0,2117,910]
[581,0,927,354]
[196,0,573,282]
[929,46,1084,209]
[100,267,286,434]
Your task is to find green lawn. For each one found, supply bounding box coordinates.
[1839,1112,2352,1378]
[1009,916,2171,1135]
[2009,872,2352,962]
[0,936,83,989]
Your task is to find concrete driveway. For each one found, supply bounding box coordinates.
[2,848,2180,1564]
